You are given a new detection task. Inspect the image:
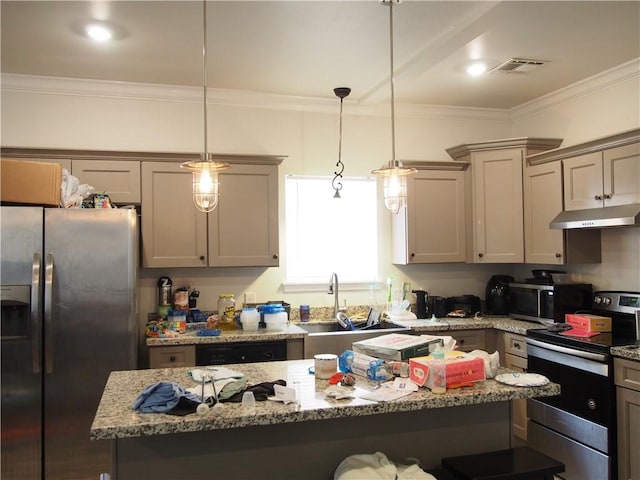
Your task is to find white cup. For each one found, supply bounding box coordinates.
[314,354,338,379]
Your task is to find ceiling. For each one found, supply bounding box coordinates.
[2,1,639,110]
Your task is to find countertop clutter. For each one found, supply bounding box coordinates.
[146,316,543,346]
[90,359,560,441]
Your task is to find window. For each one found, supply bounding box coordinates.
[285,176,378,287]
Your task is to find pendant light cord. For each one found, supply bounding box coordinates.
[202,0,208,160]
[388,0,396,167]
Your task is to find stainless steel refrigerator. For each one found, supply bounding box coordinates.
[1,206,138,480]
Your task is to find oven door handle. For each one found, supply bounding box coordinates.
[526,338,607,362]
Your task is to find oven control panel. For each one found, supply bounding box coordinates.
[593,291,640,315]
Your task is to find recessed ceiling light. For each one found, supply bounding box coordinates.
[85,23,113,42]
[466,62,487,77]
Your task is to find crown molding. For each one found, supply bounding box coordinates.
[0,73,508,121]
[510,58,640,120]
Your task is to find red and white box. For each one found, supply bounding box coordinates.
[409,351,485,389]
[566,314,612,333]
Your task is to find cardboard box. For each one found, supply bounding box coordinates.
[352,333,444,361]
[1,158,61,206]
[409,351,486,389]
[566,314,611,332]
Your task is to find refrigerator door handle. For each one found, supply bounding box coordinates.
[31,252,42,374]
[44,253,54,374]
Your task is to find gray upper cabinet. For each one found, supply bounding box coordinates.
[563,143,640,210]
[447,137,563,264]
[141,161,208,268]
[392,163,467,264]
[523,160,601,265]
[208,163,279,267]
[141,158,282,269]
[72,159,141,204]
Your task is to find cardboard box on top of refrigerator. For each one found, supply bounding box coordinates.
[409,351,486,389]
[565,313,612,332]
[1,158,61,206]
[352,333,444,361]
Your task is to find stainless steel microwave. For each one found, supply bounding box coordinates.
[508,282,593,323]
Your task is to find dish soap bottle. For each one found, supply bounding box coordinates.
[430,346,447,394]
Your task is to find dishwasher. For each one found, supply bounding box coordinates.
[195,340,287,366]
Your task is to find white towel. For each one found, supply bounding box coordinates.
[334,452,436,480]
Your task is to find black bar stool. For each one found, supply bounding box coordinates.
[441,447,564,480]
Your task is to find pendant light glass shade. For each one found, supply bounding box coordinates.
[371,0,416,214]
[371,161,414,214]
[181,0,229,213]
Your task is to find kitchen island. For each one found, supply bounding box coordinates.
[91,359,559,479]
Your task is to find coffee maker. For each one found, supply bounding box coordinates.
[485,275,515,315]
[412,290,429,319]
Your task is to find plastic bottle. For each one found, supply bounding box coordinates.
[240,307,260,332]
[217,294,236,331]
[262,304,288,331]
[430,347,447,394]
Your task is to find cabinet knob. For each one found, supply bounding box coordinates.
[514,342,520,349]
[169,356,176,362]
[604,194,612,199]
[272,254,278,259]
[478,253,484,258]
[595,195,603,201]
[410,253,415,258]
[555,253,562,258]
[199,255,205,261]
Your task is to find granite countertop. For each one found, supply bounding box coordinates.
[146,324,307,346]
[91,359,560,441]
[146,317,543,346]
[611,345,640,361]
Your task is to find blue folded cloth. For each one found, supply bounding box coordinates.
[132,381,201,414]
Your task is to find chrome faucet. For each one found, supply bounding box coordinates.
[328,272,345,318]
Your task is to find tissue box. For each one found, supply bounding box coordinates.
[1,158,61,206]
[409,351,486,388]
[352,333,443,361]
[566,314,611,332]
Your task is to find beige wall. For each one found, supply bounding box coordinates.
[1,62,639,322]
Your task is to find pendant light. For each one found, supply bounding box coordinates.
[371,0,416,214]
[181,0,229,213]
[332,87,351,198]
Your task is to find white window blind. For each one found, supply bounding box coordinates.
[285,176,378,286]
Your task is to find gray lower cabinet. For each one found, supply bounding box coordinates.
[615,357,640,480]
[499,332,528,441]
[149,345,196,368]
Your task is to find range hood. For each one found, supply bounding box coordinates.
[550,204,640,229]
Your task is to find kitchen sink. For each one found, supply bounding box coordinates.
[301,321,411,358]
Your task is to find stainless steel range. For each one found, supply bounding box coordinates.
[525,290,640,480]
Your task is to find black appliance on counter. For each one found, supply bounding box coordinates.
[485,274,515,315]
[429,296,447,318]
[526,290,640,480]
[412,290,429,319]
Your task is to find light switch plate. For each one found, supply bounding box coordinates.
[244,292,257,304]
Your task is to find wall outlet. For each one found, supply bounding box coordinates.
[244,292,257,304]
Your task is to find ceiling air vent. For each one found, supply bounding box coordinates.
[490,58,546,74]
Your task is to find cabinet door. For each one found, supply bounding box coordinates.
[72,160,141,203]
[524,161,564,264]
[604,143,640,207]
[393,170,466,264]
[505,352,528,440]
[141,162,208,268]
[617,386,640,480]
[471,148,524,263]
[563,152,603,210]
[208,164,279,267]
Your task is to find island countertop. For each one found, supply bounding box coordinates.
[91,359,559,441]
